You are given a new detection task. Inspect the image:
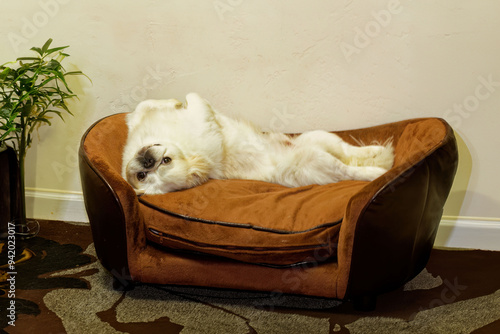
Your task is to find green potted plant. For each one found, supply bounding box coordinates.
[0,38,89,238]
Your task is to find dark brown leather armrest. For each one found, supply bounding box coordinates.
[336,118,458,299]
[79,113,146,282]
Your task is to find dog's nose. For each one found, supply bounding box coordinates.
[143,157,155,168]
[141,150,157,168]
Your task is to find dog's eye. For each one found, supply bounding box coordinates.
[137,171,147,181]
[162,157,172,164]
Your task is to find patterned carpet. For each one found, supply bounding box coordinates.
[1,220,500,334]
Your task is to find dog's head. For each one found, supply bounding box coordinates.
[125,143,210,194]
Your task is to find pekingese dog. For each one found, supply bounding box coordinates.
[122,93,394,195]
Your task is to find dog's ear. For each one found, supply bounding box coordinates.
[187,155,211,186]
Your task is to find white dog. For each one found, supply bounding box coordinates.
[122,93,394,195]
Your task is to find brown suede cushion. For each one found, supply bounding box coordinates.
[141,179,368,266]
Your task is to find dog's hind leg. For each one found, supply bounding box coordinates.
[293,130,394,170]
[274,147,388,187]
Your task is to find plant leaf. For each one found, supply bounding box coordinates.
[30,47,43,56]
[36,117,52,125]
[0,67,11,79]
[16,57,41,62]
[46,59,62,70]
[21,104,33,117]
[66,70,93,84]
[44,109,63,120]
[1,38,89,150]
[46,46,69,55]
[41,38,53,54]
[64,71,84,75]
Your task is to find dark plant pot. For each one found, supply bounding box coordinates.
[0,145,21,239]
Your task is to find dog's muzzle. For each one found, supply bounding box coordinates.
[137,144,165,170]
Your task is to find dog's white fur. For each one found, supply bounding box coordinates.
[122,93,394,195]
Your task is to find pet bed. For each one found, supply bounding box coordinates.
[79,114,458,310]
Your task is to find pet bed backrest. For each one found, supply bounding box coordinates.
[392,119,448,168]
[334,118,447,170]
[82,113,128,176]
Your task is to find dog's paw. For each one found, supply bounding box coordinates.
[133,188,146,196]
[186,92,208,109]
[354,143,394,170]
[361,166,389,181]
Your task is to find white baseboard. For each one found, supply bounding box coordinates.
[25,188,89,223]
[435,216,500,251]
[23,189,500,251]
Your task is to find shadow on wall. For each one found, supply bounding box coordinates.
[442,131,472,218]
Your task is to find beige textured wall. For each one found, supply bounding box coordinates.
[1,0,499,220]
